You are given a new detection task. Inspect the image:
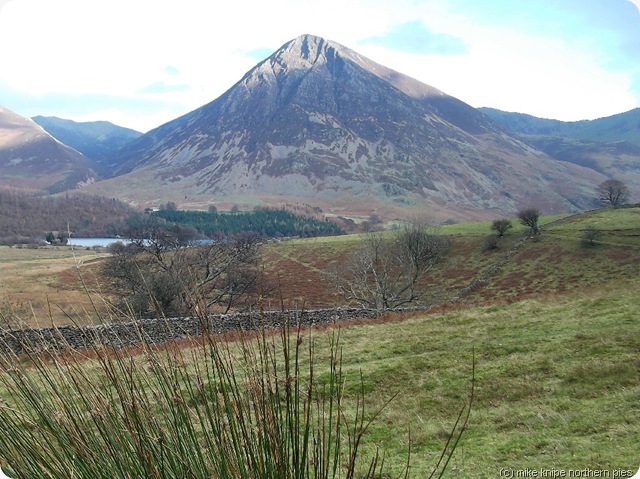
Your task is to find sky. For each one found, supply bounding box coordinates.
[1,0,639,133]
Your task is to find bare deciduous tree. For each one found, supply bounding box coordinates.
[491,219,512,237]
[517,208,540,236]
[331,220,451,311]
[597,179,629,207]
[184,235,262,312]
[102,216,261,317]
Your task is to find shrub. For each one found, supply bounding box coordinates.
[490,219,512,237]
[581,227,602,247]
[483,235,500,251]
[517,208,540,236]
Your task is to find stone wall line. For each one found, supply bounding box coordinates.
[0,307,408,355]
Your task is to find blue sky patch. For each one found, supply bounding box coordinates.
[247,47,276,61]
[360,20,467,55]
[165,65,180,75]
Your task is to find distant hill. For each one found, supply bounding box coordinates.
[0,106,100,193]
[480,107,640,201]
[479,107,640,147]
[32,116,142,174]
[85,34,606,221]
[0,188,135,243]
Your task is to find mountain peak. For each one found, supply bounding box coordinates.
[92,35,606,218]
[286,34,331,59]
[254,34,445,101]
[0,106,100,192]
[261,34,337,74]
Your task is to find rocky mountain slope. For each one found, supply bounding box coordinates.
[0,106,100,193]
[85,34,607,219]
[32,116,142,173]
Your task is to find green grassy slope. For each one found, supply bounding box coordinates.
[264,207,640,308]
[318,281,639,477]
[335,207,640,476]
[260,207,640,476]
[453,207,640,303]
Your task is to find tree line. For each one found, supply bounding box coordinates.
[148,207,345,239]
[102,206,344,317]
[0,188,345,246]
[0,188,134,245]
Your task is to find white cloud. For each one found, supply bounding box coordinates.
[355,4,639,120]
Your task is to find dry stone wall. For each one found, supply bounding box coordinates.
[0,308,389,354]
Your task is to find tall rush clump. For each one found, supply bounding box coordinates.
[0,313,426,479]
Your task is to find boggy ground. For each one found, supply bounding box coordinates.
[0,245,109,327]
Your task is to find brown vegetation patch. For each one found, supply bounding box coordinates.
[261,248,345,307]
[53,262,105,292]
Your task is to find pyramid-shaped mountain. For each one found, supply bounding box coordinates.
[0,106,100,193]
[92,34,605,219]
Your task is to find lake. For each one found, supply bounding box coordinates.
[67,238,129,248]
[67,238,213,248]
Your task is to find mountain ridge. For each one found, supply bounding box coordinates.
[0,106,100,193]
[32,116,142,173]
[6,34,633,219]
[481,107,640,198]
[480,107,640,146]
[83,34,607,220]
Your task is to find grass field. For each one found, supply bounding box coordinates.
[320,281,639,477]
[0,245,109,326]
[2,208,639,323]
[0,207,638,477]
[261,207,640,308]
[0,275,637,477]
